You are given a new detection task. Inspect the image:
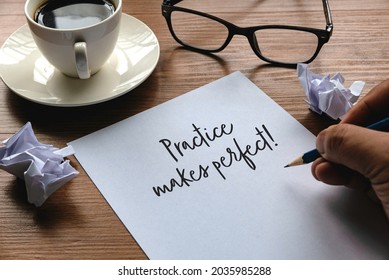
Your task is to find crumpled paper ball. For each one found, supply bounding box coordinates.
[297,63,365,119]
[0,122,78,206]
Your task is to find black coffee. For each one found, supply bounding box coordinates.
[35,0,115,29]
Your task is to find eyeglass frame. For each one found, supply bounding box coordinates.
[162,0,333,67]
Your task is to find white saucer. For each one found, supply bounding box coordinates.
[0,14,160,107]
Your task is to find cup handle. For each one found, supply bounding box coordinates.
[74,42,90,79]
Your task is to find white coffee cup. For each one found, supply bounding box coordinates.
[25,0,122,79]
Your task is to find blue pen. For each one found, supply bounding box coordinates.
[285,116,389,167]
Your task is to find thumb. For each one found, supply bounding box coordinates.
[316,124,388,182]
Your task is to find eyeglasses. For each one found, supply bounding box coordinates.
[162,0,333,67]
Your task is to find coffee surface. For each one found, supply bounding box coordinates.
[35,0,115,29]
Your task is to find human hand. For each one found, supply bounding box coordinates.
[311,79,389,219]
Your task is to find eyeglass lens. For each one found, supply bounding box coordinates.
[170,10,320,64]
[254,29,318,64]
[171,11,229,51]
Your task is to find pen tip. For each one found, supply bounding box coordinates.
[284,165,289,168]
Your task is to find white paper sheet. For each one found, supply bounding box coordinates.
[70,72,389,259]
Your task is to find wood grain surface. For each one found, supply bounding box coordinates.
[1,0,388,259]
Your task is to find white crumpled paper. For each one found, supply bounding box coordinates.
[0,122,78,206]
[297,63,365,119]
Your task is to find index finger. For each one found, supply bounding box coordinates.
[342,78,389,125]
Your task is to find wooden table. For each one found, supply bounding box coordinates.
[1,0,388,259]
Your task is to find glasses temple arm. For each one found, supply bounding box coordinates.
[322,0,333,32]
